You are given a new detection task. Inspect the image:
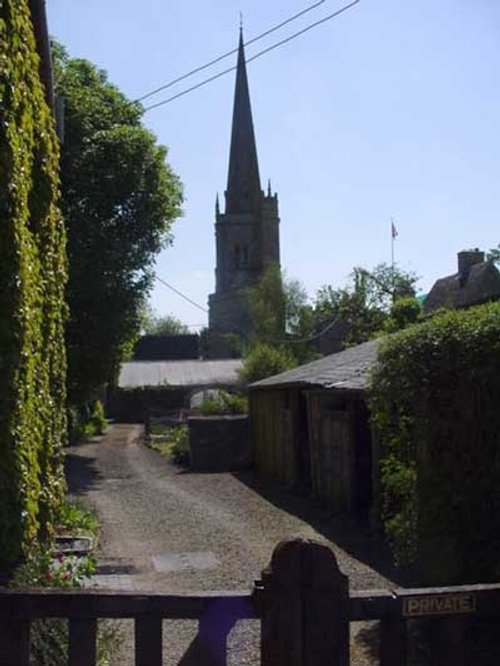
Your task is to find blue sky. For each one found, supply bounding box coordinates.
[47,0,500,329]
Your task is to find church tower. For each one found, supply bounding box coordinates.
[208,30,280,354]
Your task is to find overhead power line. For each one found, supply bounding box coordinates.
[155,275,208,313]
[144,0,360,112]
[135,0,327,104]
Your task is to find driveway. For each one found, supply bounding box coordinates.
[65,424,396,664]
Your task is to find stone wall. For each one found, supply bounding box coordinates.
[188,415,251,472]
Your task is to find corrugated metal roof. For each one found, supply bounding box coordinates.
[119,359,243,388]
[250,339,379,391]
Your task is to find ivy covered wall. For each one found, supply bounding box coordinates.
[0,0,67,566]
[369,302,500,585]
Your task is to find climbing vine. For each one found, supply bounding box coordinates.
[0,0,67,567]
[369,302,500,584]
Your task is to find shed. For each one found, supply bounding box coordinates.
[250,340,379,517]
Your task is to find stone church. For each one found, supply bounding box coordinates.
[208,31,281,356]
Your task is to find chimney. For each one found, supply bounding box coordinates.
[457,249,484,282]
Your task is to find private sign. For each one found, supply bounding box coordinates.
[403,594,476,617]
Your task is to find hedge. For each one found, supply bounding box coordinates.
[369,302,500,584]
[0,1,67,567]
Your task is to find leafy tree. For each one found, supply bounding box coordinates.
[142,310,190,336]
[53,43,183,404]
[248,263,286,345]
[487,245,500,266]
[239,343,296,383]
[382,296,423,333]
[314,263,419,346]
[245,265,317,369]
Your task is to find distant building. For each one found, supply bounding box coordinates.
[133,335,200,361]
[424,249,500,314]
[208,30,281,354]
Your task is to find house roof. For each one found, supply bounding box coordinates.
[119,359,243,389]
[250,339,379,391]
[424,261,500,314]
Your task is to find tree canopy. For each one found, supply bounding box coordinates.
[53,43,183,403]
[314,263,419,346]
[142,310,190,336]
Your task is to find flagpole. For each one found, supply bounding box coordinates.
[391,218,396,302]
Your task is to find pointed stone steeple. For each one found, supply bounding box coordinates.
[225,30,261,214]
[208,30,281,355]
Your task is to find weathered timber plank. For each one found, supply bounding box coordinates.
[259,537,349,666]
[69,617,97,666]
[437,617,466,666]
[0,589,256,620]
[380,617,407,666]
[0,618,30,666]
[135,616,162,666]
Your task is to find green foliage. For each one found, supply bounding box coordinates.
[56,502,99,537]
[247,265,317,363]
[68,401,107,443]
[142,308,190,336]
[0,1,67,568]
[248,263,286,344]
[239,343,296,383]
[149,424,190,465]
[369,302,500,583]
[200,391,248,415]
[52,42,183,404]
[486,244,500,266]
[89,400,107,436]
[315,263,419,346]
[11,547,121,666]
[382,296,423,334]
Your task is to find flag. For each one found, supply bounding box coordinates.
[391,219,398,239]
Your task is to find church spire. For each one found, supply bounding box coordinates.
[225,30,261,214]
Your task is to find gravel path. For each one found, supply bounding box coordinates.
[65,424,397,664]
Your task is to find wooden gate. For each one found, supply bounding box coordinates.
[1,537,499,665]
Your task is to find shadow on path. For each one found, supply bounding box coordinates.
[64,446,103,497]
[232,470,406,586]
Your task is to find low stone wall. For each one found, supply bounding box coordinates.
[188,415,250,472]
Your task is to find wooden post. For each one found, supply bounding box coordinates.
[0,618,30,666]
[380,617,407,666]
[69,617,97,666]
[258,537,349,666]
[437,618,465,666]
[135,616,162,666]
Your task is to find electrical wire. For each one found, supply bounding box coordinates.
[155,275,209,312]
[144,0,360,112]
[135,0,328,103]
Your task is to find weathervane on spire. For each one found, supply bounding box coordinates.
[239,11,243,31]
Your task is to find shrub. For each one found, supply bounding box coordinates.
[149,424,190,466]
[56,502,99,537]
[239,343,296,383]
[369,302,500,584]
[200,390,248,415]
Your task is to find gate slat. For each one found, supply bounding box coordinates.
[380,617,407,666]
[0,618,30,666]
[69,617,97,666]
[135,616,162,666]
[438,617,465,666]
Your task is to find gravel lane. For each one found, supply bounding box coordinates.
[65,424,396,664]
